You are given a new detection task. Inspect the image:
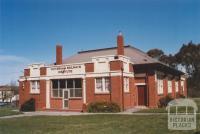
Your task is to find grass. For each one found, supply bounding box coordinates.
[1,98,200,134]
[0,114,200,134]
[0,107,22,117]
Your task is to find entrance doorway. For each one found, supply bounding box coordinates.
[63,90,69,109]
[137,85,147,106]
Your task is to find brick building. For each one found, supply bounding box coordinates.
[19,33,187,111]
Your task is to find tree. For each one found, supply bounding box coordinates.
[147,49,177,68]
[175,41,200,76]
[175,42,200,97]
[147,49,164,59]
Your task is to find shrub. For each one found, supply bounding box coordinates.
[176,93,186,98]
[20,98,35,112]
[158,95,174,108]
[87,101,120,113]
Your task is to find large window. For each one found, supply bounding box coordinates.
[69,79,82,98]
[168,80,172,93]
[51,79,82,98]
[30,81,40,93]
[124,77,129,92]
[157,76,163,95]
[52,80,63,98]
[95,77,110,93]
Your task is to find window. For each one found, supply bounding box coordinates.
[30,81,40,93]
[168,80,172,93]
[124,77,129,92]
[52,80,62,98]
[181,81,184,91]
[51,79,82,98]
[175,81,179,92]
[69,79,82,98]
[96,78,103,92]
[157,76,163,95]
[95,77,110,93]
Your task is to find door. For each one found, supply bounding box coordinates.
[138,85,147,106]
[63,90,69,108]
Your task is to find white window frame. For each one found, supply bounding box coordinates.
[157,79,163,95]
[30,80,40,94]
[124,77,129,92]
[95,77,110,93]
[175,81,179,92]
[168,80,172,93]
[51,79,82,98]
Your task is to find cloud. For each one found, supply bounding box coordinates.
[0,55,30,63]
[0,55,31,85]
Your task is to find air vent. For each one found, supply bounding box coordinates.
[114,56,119,59]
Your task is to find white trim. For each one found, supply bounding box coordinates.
[62,89,69,109]
[135,83,146,86]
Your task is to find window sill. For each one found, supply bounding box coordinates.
[30,90,40,94]
[51,97,62,99]
[158,94,164,96]
[30,92,40,94]
[69,97,82,100]
[94,92,110,95]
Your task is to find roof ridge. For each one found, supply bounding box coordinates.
[78,45,131,54]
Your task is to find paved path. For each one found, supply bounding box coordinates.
[0,111,168,119]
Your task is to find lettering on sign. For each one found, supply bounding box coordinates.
[50,65,82,74]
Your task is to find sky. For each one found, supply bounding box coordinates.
[0,0,200,85]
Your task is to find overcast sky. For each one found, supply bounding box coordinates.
[0,0,200,85]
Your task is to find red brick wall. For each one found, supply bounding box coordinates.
[124,77,136,109]
[163,78,168,96]
[24,69,30,76]
[56,45,62,65]
[110,76,123,109]
[19,80,46,110]
[117,34,124,55]
[50,98,62,109]
[135,77,146,83]
[69,99,83,110]
[171,79,175,98]
[147,72,157,108]
[86,77,111,103]
[85,63,94,72]
[129,63,133,72]
[40,67,47,75]
[110,61,123,71]
[184,80,187,96]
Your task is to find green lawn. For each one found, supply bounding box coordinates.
[0,114,199,134]
[0,107,22,117]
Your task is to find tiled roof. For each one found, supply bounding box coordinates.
[63,45,160,64]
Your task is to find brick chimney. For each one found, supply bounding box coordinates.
[117,31,124,55]
[56,45,62,65]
